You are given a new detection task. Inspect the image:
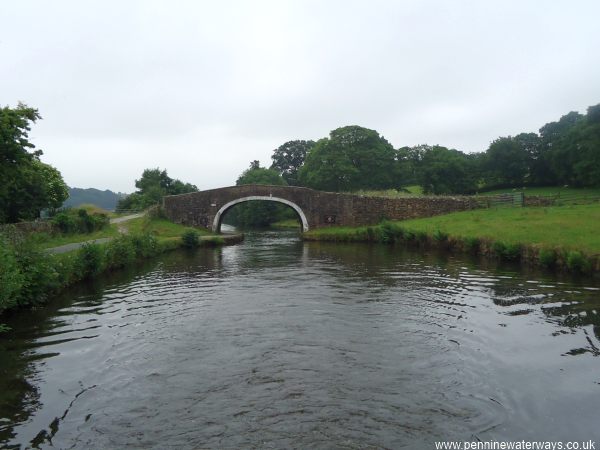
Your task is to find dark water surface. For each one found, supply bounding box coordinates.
[1,231,599,448]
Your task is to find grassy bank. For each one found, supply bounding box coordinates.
[122,216,210,239]
[270,219,302,229]
[30,225,120,249]
[303,204,600,275]
[0,216,239,318]
[26,215,210,250]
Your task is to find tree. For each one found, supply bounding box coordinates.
[298,126,397,191]
[169,179,199,195]
[270,140,315,186]
[419,146,478,195]
[537,111,584,185]
[395,145,431,187]
[117,168,198,210]
[484,136,530,186]
[0,104,68,222]
[224,161,292,228]
[236,164,287,186]
[33,161,69,212]
[511,132,552,186]
[561,105,600,186]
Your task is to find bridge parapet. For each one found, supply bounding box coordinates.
[162,185,482,232]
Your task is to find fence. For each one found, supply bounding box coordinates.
[478,192,524,208]
[113,208,145,214]
[476,191,600,208]
[539,190,600,206]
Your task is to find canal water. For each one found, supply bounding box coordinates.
[1,231,599,448]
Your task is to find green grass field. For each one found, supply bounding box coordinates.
[270,219,302,228]
[305,204,600,255]
[399,204,600,254]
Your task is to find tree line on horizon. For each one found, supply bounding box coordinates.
[227,101,599,227]
[260,102,600,196]
[1,101,598,224]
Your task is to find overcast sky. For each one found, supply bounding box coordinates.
[2,1,600,193]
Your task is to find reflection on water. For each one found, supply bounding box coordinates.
[1,231,599,448]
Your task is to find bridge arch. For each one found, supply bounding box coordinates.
[212,195,309,233]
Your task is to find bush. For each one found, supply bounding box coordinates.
[405,230,417,241]
[566,251,591,273]
[52,211,78,234]
[131,233,159,257]
[380,221,403,243]
[538,248,557,268]
[0,230,174,314]
[105,235,136,270]
[76,243,104,278]
[51,253,79,287]
[414,230,427,243]
[491,241,506,258]
[52,208,109,234]
[1,232,69,310]
[0,238,24,311]
[492,241,522,261]
[433,229,449,242]
[78,208,109,232]
[463,236,480,253]
[12,240,59,307]
[182,230,200,248]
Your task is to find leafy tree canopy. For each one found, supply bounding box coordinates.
[270,140,315,186]
[0,104,68,223]
[245,102,600,196]
[117,168,198,210]
[236,162,287,186]
[226,161,290,228]
[484,136,531,186]
[298,125,397,191]
[419,146,478,195]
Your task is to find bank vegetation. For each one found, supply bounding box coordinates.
[304,204,600,275]
[0,213,236,319]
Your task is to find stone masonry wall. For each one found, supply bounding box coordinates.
[0,220,55,235]
[163,185,484,231]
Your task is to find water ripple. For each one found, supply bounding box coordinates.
[1,232,600,448]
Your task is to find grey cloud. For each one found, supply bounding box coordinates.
[2,0,599,192]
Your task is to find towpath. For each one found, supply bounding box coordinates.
[46,213,144,254]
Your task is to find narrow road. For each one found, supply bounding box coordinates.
[46,213,144,255]
[109,213,144,224]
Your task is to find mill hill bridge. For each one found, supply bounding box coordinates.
[162,185,482,232]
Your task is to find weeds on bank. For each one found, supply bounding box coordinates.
[0,232,163,314]
[304,208,599,275]
[182,230,200,248]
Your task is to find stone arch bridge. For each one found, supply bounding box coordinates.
[163,185,483,232]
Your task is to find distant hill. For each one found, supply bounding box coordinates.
[63,187,126,211]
